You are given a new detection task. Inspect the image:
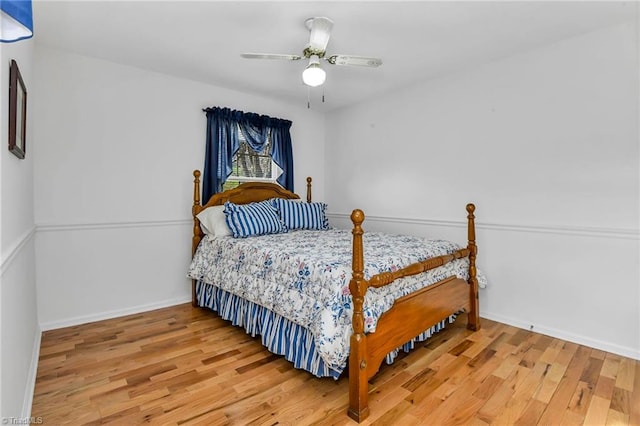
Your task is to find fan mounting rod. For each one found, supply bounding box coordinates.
[303,17,315,31]
[303,17,334,58]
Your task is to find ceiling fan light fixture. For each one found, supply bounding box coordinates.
[241,17,382,95]
[302,55,326,87]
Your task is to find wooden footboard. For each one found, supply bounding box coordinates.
[348,205,480,422]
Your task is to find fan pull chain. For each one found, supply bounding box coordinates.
[307,86,310,109]
[322,88,325,103]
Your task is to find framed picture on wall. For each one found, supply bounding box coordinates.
[8,59,27,159]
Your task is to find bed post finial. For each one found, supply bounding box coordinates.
[348,209,370,422]
[466,203,480,331]
[192,170,203,307]
[193,170,201,206]
[192,170,202,253]
[306,177,312,203]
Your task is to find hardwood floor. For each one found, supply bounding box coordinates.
[33,304,640,425]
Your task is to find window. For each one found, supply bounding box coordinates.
[202,106,293,201]
[222,128,281,191]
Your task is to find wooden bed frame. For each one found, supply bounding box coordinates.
[190,170,480,422]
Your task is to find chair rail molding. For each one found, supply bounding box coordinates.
[36,218,191,233]
[326,212,639,240]
[0,226,36,274]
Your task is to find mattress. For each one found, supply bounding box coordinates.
[188,228,484,376]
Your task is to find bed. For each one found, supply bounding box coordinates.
[188,170,481,422]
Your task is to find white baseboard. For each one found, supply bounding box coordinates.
[40,296,192,331]
[481,311,640,361]
[21,327,42,419]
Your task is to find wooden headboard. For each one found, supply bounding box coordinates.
[191,170,312,252]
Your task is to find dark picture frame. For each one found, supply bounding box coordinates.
[8,59,27,159]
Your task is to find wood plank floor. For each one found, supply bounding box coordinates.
[33,303,640,425]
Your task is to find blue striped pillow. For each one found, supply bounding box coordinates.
[224,201,287,238]
[272,198,329,231]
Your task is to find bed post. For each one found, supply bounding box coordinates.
[192,170,203,307]
[348,209,370,423]
[306,177,312,202]
[466,203,480,331]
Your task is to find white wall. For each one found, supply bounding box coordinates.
[33,46,325,329]
[326,22,639,359]
[0,38,40,418]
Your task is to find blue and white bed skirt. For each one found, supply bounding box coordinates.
[196,280,456,379]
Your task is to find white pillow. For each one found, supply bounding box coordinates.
[196,205,232,237]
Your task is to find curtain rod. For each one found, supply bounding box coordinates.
[202,107,290,124]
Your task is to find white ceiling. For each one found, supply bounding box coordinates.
[33,1,636,112]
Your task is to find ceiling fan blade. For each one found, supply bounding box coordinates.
[241,53,302,61]
[306,17,334,52]
[326,55,383,67]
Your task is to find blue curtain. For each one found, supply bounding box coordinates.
[203,107,241,201]
[202,107,294,201]
[270,119,294,190]
[238,112,270,151]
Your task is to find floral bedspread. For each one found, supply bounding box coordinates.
[188,229,485,371]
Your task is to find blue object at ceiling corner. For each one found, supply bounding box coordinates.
[1,0,33,43]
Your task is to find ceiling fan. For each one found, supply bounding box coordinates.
[241,17,383,87]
